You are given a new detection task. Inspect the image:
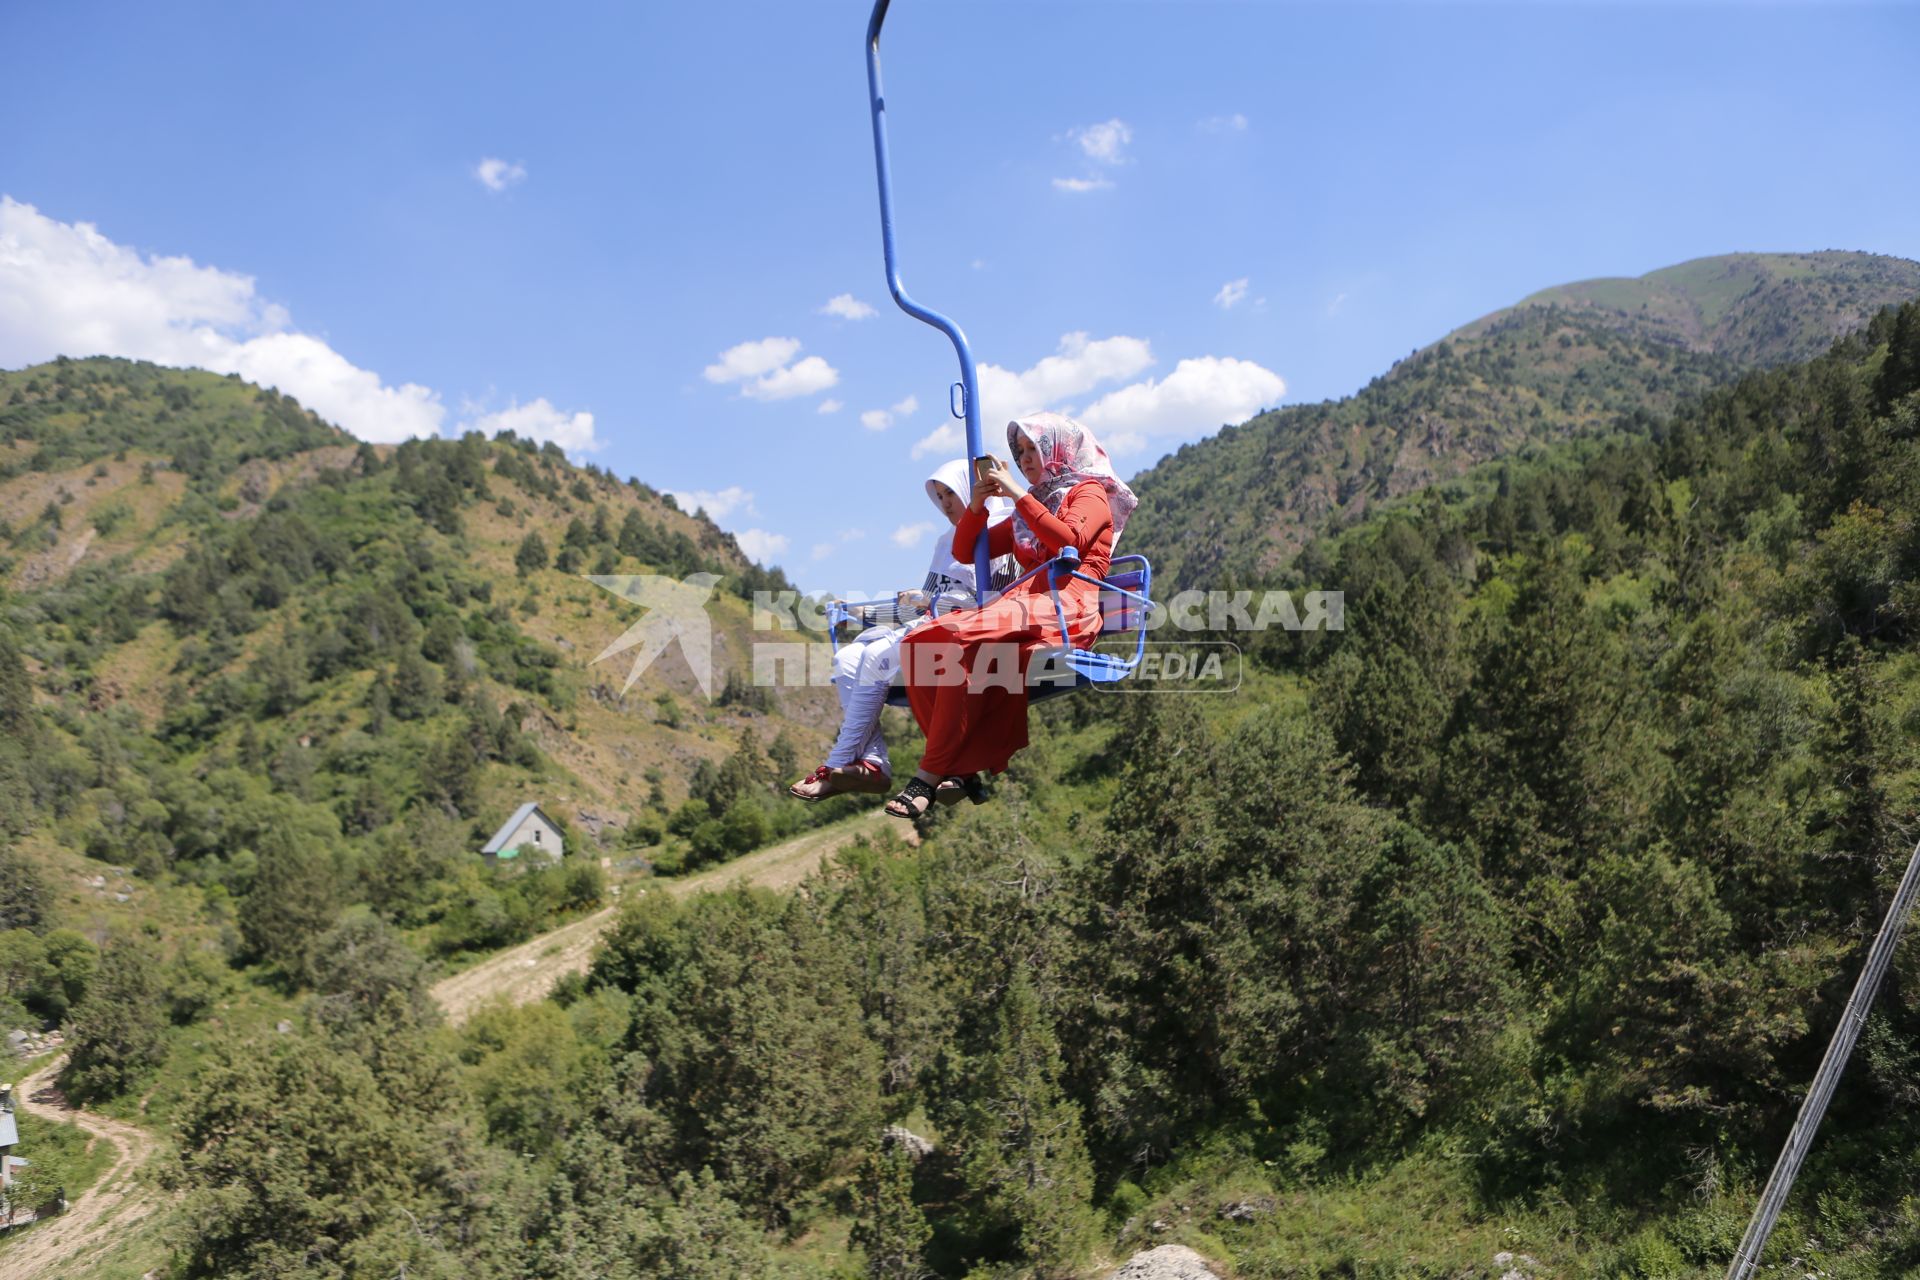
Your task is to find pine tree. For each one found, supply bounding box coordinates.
[852,1137,931,1280]
[0,629,35,836]
[0,842,49,932]
[61,933,167,1102]
[390,648,442,721]
[1872,300,1920,413]
[0,626,30,735]
[954,971,1094,1278]
[637,1171,776,1280]
[239,822,343,978]
[516,531,550,578]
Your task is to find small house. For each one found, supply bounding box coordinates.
[480,803,564,865]
[1,1080,25,1207]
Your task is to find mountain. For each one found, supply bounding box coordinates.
[7,300,1920,1279]
[0,355,853,958]
[1124,250,1920,588]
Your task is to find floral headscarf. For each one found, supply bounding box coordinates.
[1005,412,1138,560]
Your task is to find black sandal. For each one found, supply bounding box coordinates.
[885,776,939,819]
[935,773,990,806]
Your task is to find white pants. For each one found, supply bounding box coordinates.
[827,624,903,772]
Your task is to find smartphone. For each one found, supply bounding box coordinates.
[972,455,997,484]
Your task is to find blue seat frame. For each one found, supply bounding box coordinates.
[828,550,1153,708]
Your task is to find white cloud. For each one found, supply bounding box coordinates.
[1081,356,1285,448]
[469,397,599,453]
[1070,119,1133,164]
[892,520,938,548]
[474,157,527,192]
[977,332,1154,423]
[819,294,877,321]
[669,485,756,521]
[1052,175,1113,194]
[904,331,1153,455]
[810,528,866,561]
[746,355,837,401]
[910,334,1274,457]
[1200,113,1249,133]
[0,196,444,442]
[817,398,844,414]
[859,393,920,432]
[910,421,965,460]
[734,529,789,565]
[703,336,839,402]
[704,336,801,383]
[1213,278,1250,310]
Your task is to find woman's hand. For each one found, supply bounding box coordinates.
[974,456,1018,502]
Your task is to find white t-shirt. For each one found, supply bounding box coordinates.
[922,520,1015,614]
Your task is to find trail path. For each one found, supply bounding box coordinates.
[433,808,903,1023]
[1,1055,164,1280]
[0,811,897,1273]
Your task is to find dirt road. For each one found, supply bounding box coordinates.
[432,808,904,1024]
[0,1055,165,1280]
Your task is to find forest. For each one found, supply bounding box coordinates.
[1,297,1918,1278]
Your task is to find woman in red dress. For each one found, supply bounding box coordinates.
[886,412,1137,818]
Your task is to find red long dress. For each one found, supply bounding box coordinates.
[901,481,1114,777]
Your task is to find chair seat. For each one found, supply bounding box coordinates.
[861,553,1151,709]
[878,646,1125,708]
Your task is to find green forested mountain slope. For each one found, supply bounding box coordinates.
[5,295,1920,1280]
[1126,251,1920,588]
[0,355,856,986]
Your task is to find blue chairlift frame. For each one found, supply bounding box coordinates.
[858,0,1154,708]
[828,549,1153,707]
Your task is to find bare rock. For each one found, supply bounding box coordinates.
[881,1124,934,1161]
[1218,1196,1275,1223]
[1109,1245,1224,1280]
[1494,1251,1542,1280]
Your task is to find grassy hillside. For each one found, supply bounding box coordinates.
[1503,250,1920,366]
[0,355,880,1011]
[1126,251,1920,588]
[0,355,845,816]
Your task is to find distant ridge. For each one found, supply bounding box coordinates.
[1471,251,1920,366]
[1123,251,1920,588]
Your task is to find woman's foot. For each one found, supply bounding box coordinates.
[884,776,939,819]
[832,760,893,795]
[789,765,834,801]
[934,773,990,806]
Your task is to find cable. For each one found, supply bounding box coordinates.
[1725,833,1920,1280]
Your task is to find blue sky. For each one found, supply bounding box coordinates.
[3,0,1917,591]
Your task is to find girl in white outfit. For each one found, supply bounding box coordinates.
[789,458,1011,801]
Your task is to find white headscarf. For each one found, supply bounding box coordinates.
[926,457,1014,520]
[1005,412,1138,560]
[925,457,976,511]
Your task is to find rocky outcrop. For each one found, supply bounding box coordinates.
[881,1124,934,1162]
[1108,1244,1223,1279]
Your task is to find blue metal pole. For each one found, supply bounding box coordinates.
[865,0,993,601]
